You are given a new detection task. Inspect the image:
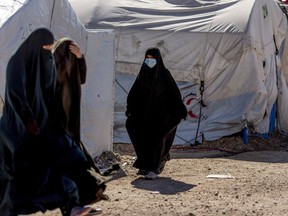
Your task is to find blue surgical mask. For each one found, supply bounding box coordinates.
[145,58,157,68]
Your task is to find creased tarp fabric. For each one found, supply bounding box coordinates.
[68,0,288,142]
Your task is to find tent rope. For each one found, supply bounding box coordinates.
[193,80,204,145]
[115,78,129,94]
[192,0,220,144]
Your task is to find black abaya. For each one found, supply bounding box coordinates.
[0,28,57,216]
[125,47,187,172]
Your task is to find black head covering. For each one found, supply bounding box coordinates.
[143,47,165,71]
[1,28,55,146]
[145,47,160,58]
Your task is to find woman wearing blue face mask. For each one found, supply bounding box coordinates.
[125,47,187,180]
[144,55,157,68]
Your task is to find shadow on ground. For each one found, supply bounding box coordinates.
[131,177,195,195]
[227,151,288,163]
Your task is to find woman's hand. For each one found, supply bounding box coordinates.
[69,43,82,58]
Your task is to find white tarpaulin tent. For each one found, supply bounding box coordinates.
[0,0,115,157]
[69,0,288,145]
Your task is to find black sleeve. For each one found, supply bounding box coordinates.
[78,56,87,84]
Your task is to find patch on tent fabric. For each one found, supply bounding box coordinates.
[186,98,198,118]
[262,4,268,19]
[183,93,198,119]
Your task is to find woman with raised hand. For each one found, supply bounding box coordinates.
[52,38,109,216]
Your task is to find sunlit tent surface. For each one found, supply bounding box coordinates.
[69,0,288,144]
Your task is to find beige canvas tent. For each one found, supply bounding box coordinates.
[69,0,288,144]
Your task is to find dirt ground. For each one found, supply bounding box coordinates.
[28,132,288,216]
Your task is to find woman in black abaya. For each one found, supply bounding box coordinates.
[125,47,187,179]
[0,28,58,215]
